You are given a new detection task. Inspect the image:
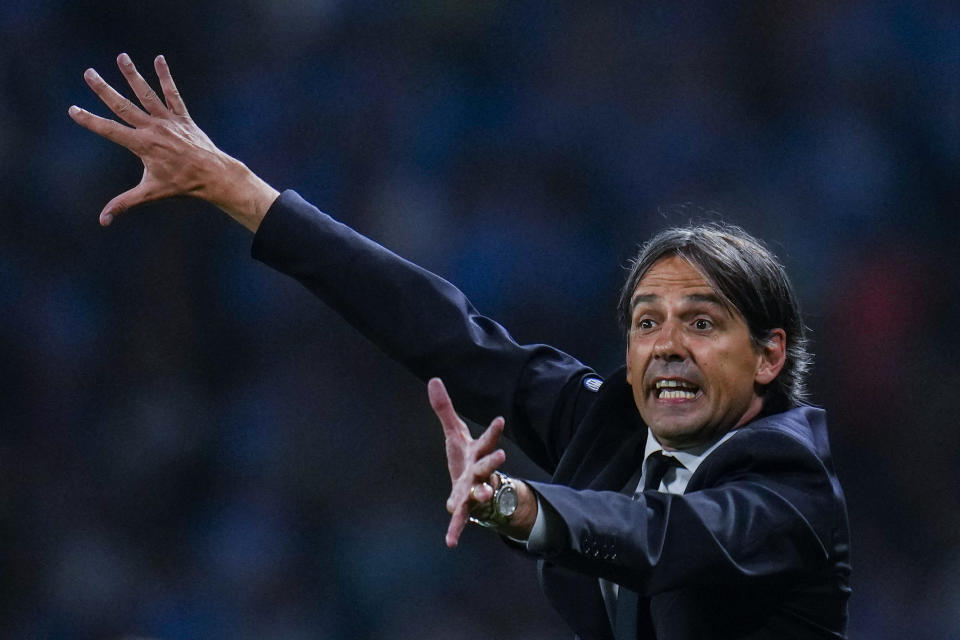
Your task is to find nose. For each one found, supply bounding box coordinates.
[653,320,687,362]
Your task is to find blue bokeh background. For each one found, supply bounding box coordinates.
[1,2,958,638]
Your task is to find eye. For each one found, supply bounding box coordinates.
[634,317,656,331]
[693,318,713,331]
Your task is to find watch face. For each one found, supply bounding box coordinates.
[498,486,518,518]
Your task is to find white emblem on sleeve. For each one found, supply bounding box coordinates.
[583,376,603,392]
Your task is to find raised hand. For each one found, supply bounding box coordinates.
[69,53,278,231]
[428,378,507,548]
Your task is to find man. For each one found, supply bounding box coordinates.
[70,54,851,639]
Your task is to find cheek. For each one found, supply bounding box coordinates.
[625,342,644,384]
[712,349,759,399]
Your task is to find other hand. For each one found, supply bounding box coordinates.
[428,378,506,548]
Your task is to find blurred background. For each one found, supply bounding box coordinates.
[1,1,958,638]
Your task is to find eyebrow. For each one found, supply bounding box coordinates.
[629,292,728,313]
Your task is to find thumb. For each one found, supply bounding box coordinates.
[99,182,154,226]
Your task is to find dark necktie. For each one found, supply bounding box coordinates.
[614,452,679,640]
[641,451,679,493]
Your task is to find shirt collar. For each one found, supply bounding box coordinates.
[643,426,739,475]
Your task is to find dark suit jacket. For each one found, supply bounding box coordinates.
[251,190,851,639]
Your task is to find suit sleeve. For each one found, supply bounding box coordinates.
[250,190,597,471]
[524,428,844,595]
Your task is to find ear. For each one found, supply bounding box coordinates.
[755,328,787,385]
[625,343,634,386]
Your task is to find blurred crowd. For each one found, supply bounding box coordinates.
[1,1,957,638]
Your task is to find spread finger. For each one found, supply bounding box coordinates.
[154,55,189,116]
[68,105,137,150]
[117,53,165,115]
[83,68,149,126]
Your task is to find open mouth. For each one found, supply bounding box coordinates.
[654,379,701,400]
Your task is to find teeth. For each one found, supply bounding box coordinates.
[655,379,699,400]
[659,389,697,400]
[655,380,695,389]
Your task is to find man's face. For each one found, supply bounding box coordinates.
[625,255,783,450]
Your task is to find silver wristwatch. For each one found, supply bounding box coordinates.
[469,471,519,529]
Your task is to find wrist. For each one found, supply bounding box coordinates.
[469,473,537,540]
[209,156,280,232]
[499,479,537,540]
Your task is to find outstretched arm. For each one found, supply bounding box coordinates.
[253,191,598,472]
[69,53,278,231]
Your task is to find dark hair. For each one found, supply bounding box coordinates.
[617,223,811,412]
